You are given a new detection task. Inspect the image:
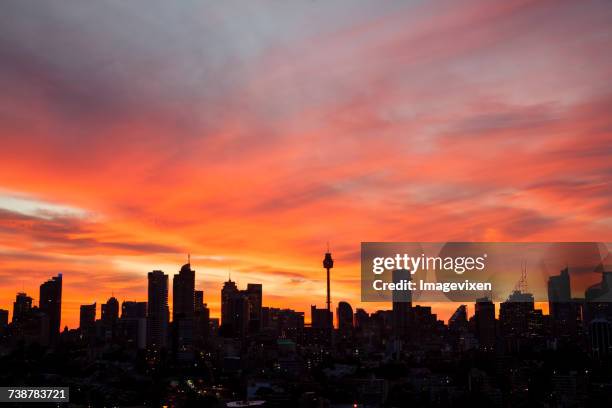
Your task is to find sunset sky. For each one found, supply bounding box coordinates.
[1,0,611,328]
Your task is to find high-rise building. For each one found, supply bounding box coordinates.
[474,297,496,350]
[245,283,262,332]
[589,318,612,359]
[120,301,147,349]
[449,305,468,332]
[499,290,535,338]
[354,308,370,331]
[392,269,412,339]
[221,278,239,328]
[147,270,169,348]
[173,262,195,320]
[79,303,96,331]
[548,268,581,338]
[311,305,332,330]
[101,296,119,325]
[0,309,8,333]
[121,301,147,319]
[336,301,353,332]
[548,267,571,316]
[39,273,62,342]
[195,290,204,313]
[12,292,32,323]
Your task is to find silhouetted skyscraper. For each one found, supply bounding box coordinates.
[79,303,96,331]
[392,269,412,339]
[246,283,262,332]
[147,270,169,348]
[173,262,195,320]
[449,305,468,332]
[500,290,534,338]
[221,278,239,329]
[474,297,496,350]
[548,267,571,315]
[102,297,119,325]
[122,301,147,319]
[121,301,147,349]
[311,305,332,330]
[195,290,204,313]
[336,301,353,332]
[39,273,62,342]
[0,309,8,333]
[12,292,32,323]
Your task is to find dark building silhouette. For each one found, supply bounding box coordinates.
[0,309,8,334]
[173,262,195,320]
[12,292,33,323]
[246,283,262,332]
[323,250,334,316]
[147,270,169,348]
[193,292,210,344]
[474,297,496,350]
[79,303,96,331]
[120,301,147,349]
[39,273,62,342]
[392,269,412,340]
[589,318,612,359]
[172,262,196,359]
[122,301,147,319]
[584,271,612,325]
[221,278,239,329]
[548,268,581,339]
[449,305,468,332]
[311,305,332,330]
[101,296,119,325]
[548,267,571,306]
[195,290,204,312]
[220,279,262,337]
[262,307,304,338]
[354,308,370,331]
[336,301,353,333]
[500,290,535,338]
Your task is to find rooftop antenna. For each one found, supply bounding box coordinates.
[188,253,191,264]
[514,261,528,293]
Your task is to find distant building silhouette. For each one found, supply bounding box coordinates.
[449,305,468,332]
[220,279,262,338]
[0,309,8,334]
[474,297,496,350]
[147,270,169,348]
[589,318,612,359]
[195,290,204,312]
[173,262,195,320]
[548,268,581,339]
[39,273,62,342]
[102,297,119,325]
[172,262,196,359]
[392,269,412,340]
[79,303,96,332]
[311,305,332,330]
[121,301,147,319]
[336,301,353,333]
[246,283,262,332]
[120,301,147,349]
[12,292,33,323]
[221,278,239,329]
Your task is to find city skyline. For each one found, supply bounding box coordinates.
[3,252,611,331]
[1,0,612,329]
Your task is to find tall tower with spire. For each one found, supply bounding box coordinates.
[323,246,334,325]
